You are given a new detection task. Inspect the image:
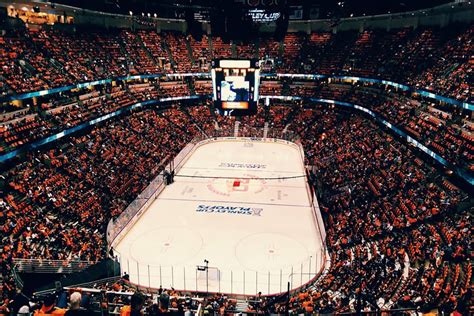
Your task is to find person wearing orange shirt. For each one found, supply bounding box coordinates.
[120,293,144,316]
[119,305,131,316]
[34,294,66,316]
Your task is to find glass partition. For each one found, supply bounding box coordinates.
[106,126,328,295]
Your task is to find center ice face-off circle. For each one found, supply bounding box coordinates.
[207,174,267,196]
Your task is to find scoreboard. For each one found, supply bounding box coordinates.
[211,59,260,116]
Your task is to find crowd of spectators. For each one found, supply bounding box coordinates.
[271,106,471,314]
[0,18,472,316]
[1,289,98,315]
[0,104,207,300]
[1,101,471,314]
[0,81,196,154]
[284,82,474,174]
[1,275,221,316]
[287,26,473,102]
[0,23,472,102]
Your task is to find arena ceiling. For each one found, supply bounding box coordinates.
[49,0,454,19]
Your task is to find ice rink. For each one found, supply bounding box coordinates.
[114,138,325,295]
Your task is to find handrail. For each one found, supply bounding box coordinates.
[12,258,95,274]
[33,276,122,296]
[336,307,423,315]
[12,264,24,289]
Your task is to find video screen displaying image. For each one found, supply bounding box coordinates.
[221,79,250,102]
[212,59,259,116]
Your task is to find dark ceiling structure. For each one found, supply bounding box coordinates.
[52,0,454,20]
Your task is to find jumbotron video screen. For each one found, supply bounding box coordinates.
[211,59,260,116]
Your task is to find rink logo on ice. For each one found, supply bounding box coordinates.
[219,162,267,169]
[196,205,263,216]
[207,174,266,196]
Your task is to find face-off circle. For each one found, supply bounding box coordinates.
[129,227,204,266]
[207,173,267,196]
[235,233,310,271]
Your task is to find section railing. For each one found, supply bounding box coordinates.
[12,258,95,274]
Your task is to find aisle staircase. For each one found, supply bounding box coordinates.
[185,37,195,64]
[234,121,241,137]
[163,42,177,70]
[231,42,237,58]
[263,122,269,138]
[135,34,160,68]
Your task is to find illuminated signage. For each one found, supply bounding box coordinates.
[248,9,281,22]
